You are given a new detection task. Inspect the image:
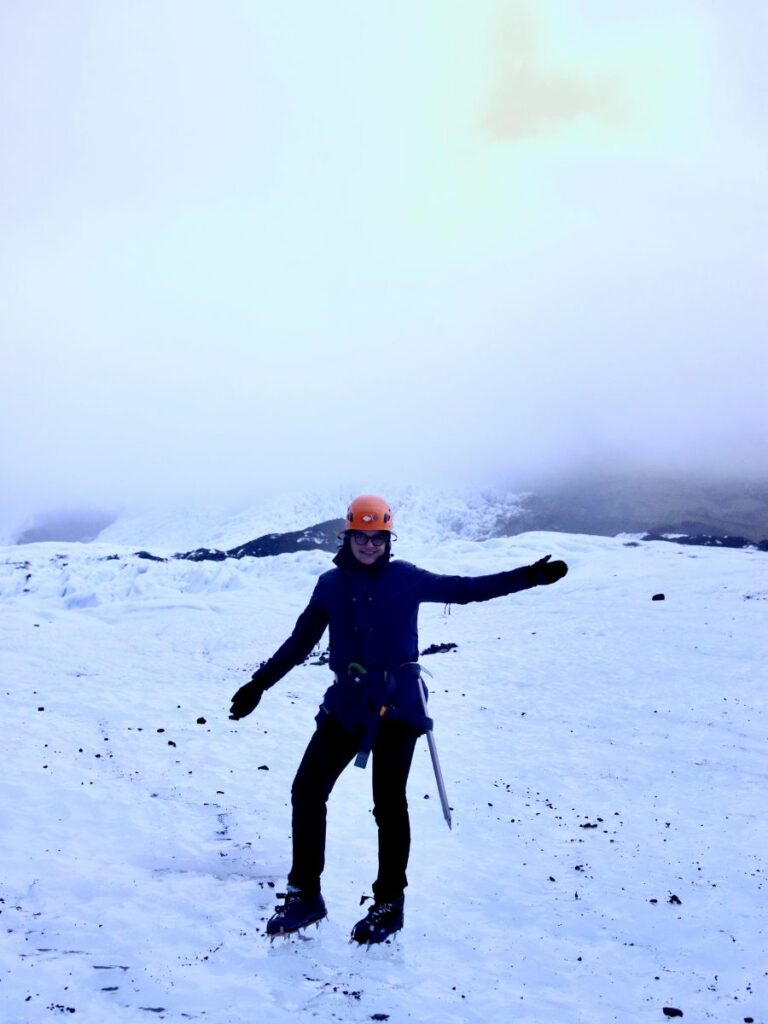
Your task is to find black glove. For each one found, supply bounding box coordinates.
[529,554,568,586]
[229,675,269,721]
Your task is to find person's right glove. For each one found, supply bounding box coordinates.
[528,554,568,586]
[229,671,270,721]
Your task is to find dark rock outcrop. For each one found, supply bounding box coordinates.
[225,520,345,559]
[152,518,347,563]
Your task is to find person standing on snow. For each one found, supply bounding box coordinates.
[229,494,568,943]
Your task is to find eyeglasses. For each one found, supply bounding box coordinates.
[349,530,389,548]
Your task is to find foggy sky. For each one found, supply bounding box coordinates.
[2,1,766,532]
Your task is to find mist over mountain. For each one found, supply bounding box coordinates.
[503,473,768,542]
[10,473,768,549]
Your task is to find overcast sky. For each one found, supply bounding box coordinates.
[2,0,766,529]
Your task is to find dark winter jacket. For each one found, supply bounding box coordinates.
[252,542,540,735]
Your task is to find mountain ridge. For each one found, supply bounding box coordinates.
[11,475,768,548]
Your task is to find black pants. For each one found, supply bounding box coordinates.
[288,712,418,903]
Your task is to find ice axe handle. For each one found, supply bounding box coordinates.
[417,676,452,830]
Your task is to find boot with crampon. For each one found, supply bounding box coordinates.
[266,886,326,936]
[350,896,404,944]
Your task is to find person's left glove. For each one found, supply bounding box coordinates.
[528,554,568,586]
[229,673,269,721]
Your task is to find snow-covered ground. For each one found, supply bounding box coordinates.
[1,506,765,1023]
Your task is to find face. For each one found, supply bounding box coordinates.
[348,530,389,565]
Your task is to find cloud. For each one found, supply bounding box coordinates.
[0,1,766,537]
[484,2,629,141]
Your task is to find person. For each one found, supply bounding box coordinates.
[229,494,568,944]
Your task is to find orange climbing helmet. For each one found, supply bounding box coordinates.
[345,494,393,532]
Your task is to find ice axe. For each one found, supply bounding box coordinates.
[415,666,452,830]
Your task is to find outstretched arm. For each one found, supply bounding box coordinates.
[229,594,328,720]
[416,555,568,605]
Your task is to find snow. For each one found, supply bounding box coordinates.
[1,506,766,1024]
